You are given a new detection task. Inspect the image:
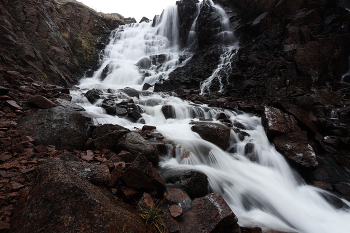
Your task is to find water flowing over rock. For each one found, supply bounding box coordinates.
[11,157,151,233]
[17,106,89,150]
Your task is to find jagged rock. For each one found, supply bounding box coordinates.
[262,106,301,137]
[17,106,89,150]
[274,131,318,170]
[121,154,165,197]
[139,17,150,23]
[117,132,159,166]
[180,193,240,233]
[165,170,208,199]
[142,83,152,90]
[85,89,102,104]
[191,122,231,150]
[165,187,190,205]
[241,227,263,233]
[28,95,57,109]
[11,157,150,233]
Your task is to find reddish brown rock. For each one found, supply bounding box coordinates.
[138,192,155,208]
[11,157,151,233]
[118,186,141,203]
[165,187,189,205]
[274,131,318,170]
[117,132,159,166]
[81,150,94,161]
[118,150,136,163]
[108,162,123,187]
[121,154,165,197]
[0,161,21,170]
[28,95,57,109]
[180,193,240,233]
[164,213,181,233]
[169,205,183,219]
[142,125,156,131]
[67,161,111,186]
[262,106,301,137]
[281,102,318,133]
[162,105,176,119]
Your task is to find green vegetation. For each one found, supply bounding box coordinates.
[138,204,166,233]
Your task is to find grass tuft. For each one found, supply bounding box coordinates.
[138,204,166,233]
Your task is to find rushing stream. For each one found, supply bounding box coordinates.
[72,1,350,232]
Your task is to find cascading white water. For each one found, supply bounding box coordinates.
[186,2,202,49]
[199,0,238,94]
[72,2,350,233]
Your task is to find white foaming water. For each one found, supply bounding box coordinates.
[72,3,350,233]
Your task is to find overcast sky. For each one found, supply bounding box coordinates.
[78,0,179,22]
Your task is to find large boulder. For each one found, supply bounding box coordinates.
[117,132,159,166]
[262,106,301,137]
[191,122,231,150]
[10,157,151,233]
[180,193,241,233]
[273,131,318,170]
[85,89,102,104]
[92,124,130,151]
[121,154,165,197]
[165,170,208,199]
[17,106,89,150]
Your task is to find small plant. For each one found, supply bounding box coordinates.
[138,204,166,233]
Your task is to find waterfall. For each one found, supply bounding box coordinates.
[186,2,202,49]
[73,2,350,233]
[341,57,350,83]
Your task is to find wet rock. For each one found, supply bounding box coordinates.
[180,193,240,233]
[169,205,183,219]
[92,124,130,139]
[165,187,189,205]
[191,122,231,150]
[139,17,150,23]
[136,57,152,69]
[121,154,165,197]
[121,87,139,98]
[11,157,150,233]
[85,89,102,104]
[274,131,318,170]
[117,132,159,166]
[262,106,301,137]
[142,125,156,131]
[142,83,153,90]
[165,170,208,200]
[27,95,57,109]
[216,112,228,120]
[17,106,89,150]
[161,105,176,119]
[53,98,85,111]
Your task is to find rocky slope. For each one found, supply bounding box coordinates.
[0,0,129,86]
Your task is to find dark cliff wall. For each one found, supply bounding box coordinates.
[0,0,125,86]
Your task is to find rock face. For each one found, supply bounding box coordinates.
[274,131,318,170]
[11,157,151,233]
[117,132,159,166]
[180,193,240,233]
[165,170,208,199]
[17,106,89,150]
[191,122,231,150]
